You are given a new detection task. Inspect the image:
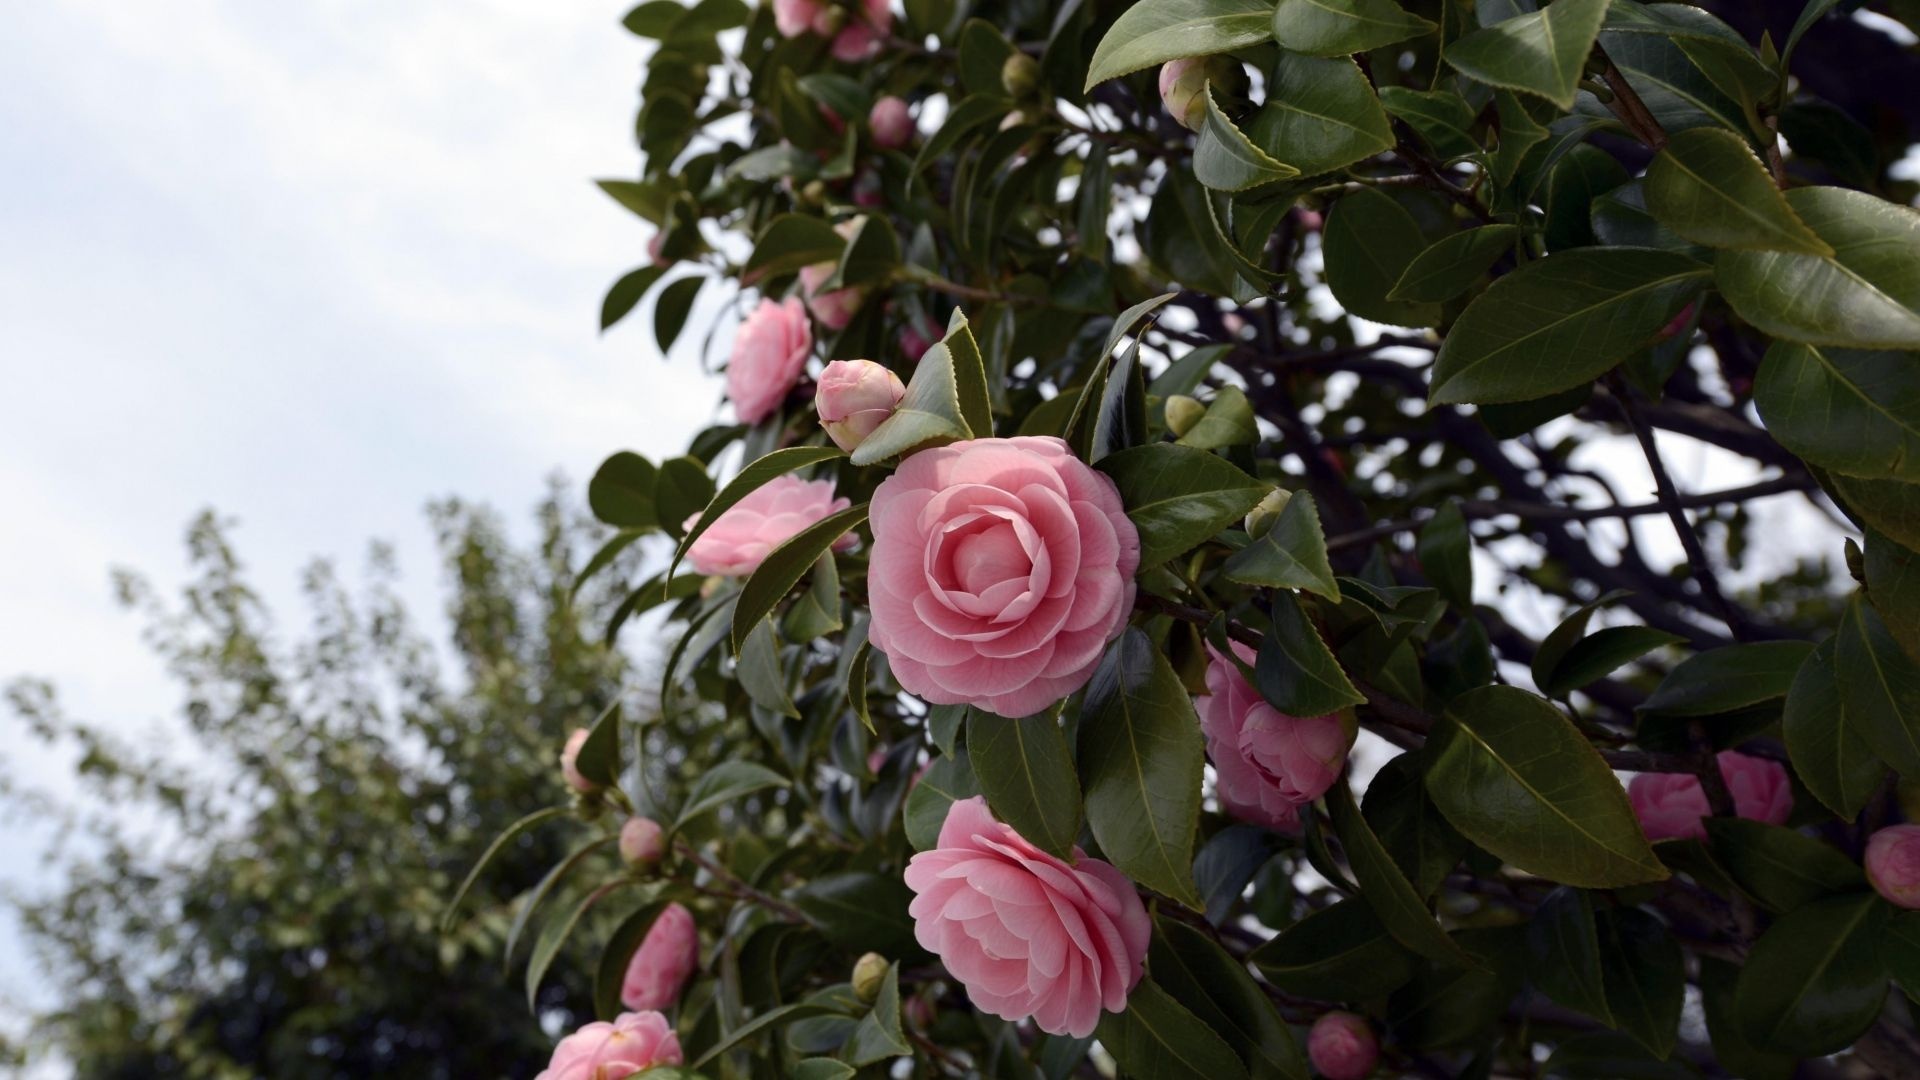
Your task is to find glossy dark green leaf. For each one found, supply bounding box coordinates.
[1539,625,1685,698]
[1084,0,1276,89]
[1718,187,1920,350]
[1834,474,1920,552]
[741,213,844,284]
[1387,925,1526,1050]
[1322,188,1443,329]
[1094,977,1252,1080]
[1527,887,1613,1025]
[1194,825,1280,924]
[1866,529,1920,663]
[1378,86,1480,161]
[504,836,616,969]
[1733,892,1890,1057]
[1079,629,1205,907]
[1414,500,1472,609]
[1784,636,1887,819]
[1270,0,1435,56]
[1530,588,1631,692]
[966,708,1082,859]
[1244,52,1395,178]
[1223,491,1340,601]
[1255,591,1366,715]
[690,1003,842,1070]
[575,701,623,788]
[1389,224,1518,303]
[791,871,917,954]
[730,503,868,651]
[1705,817,1865,914]
[1595,906,1685,1058]
[1250,898,1419,1000]
[1429,249,1710,405]
[1644,127,1831,255]
[1097,443,1267,568]
[653,275,704,354]
[675,761,790,831]
[1150,916,1308,1079]
[1194,86,1299,192]
[655,456,717,541]
[819,214,899,291]
[1699,957,1797,1080]
[602,265,667,331]
[1639,640,1814,716]
[850,345,974,465]
[441,806,567,932]
[1445,0,1609,108]
[1328,776,1474,966]
[1885,910,1920,1002]
[528,882,631,1011]
[593,900,669,1020]
[589,451,660,529]
[1754,341,1920,483]
[1425,686,1668,887]
[1362,751,1467,897]
[903,751,981,851]
[737,617,799,718]
[1836,592,1920,778]
[1174,385,1258,450]
[843,961,910,1065]
[1543,144,1630,252]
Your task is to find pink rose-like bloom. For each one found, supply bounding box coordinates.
[560,728,597,794]
[868,435,1140,717]
[535,1010,682,1080]
[772,0,825,37]
[816,359,906,452]
[1627,750,1793,842]
[1868,825,1920,908]
[830,0,892,62]
[684,475,851,577]
[905,796,1150,1037]
[621,902,701,1011]
[870,95,914,149]
[727,297,813,425]
[619,816,665,868]
[1308,1011,1379,1080]
[1198,642,1351,833]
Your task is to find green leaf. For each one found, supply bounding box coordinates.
[1389,224,1519,303]
[1593,907,1685,1059]
[1223,491,1340,601]
[737,618,799,718]
[1445,0,1610,108]
[528,882,630,1011]
[792,1061,856,1080]
[1194,86,1300,192]
[1886,910,1920,1003]
[819,214,900,291]
[1078,630,1205,908]
[791,872,917,954]
[730,503,868,652]
[589,451,660,529]
[1705,817,1865,914]
[654,275,704,354]
[671,447,845,579]
[1530,588,1630,692]
[1700,957,1799,1080]
[1270,0,1435,56]
[504,836,617,969]
[742,214,844,284]
[1322,188,1443,329]
[1866,529,1920,663]
[1243,52,1395,178]
[1733,892,1890,1057]
[593,900,669,1020]
[1836,592,1920,778]
[655,456,717,541]
[441,806,567,932]
[1754,341,1920,483]
[1379,87,1480,161]
[1643,127,1831,255]
[1785,634,1888,819]
[1386,925,1527,1050]
[608,568,703,642]
[690,1003,842,1070]
[1255,591,1366,715]
[1362,751,1468,897]
[1429,248,1710,405]
[1097,444,1267,568]
[1093,978,1251,1080]
[1174,385,1259,450]
[1150,916,1308,1079]
[849,342,975,465]
[965,708,1082,859]
[575,701,623,788]
[1639,640,1814,716]
[1194,825,1280,924]
[1250,898,1419,1000]
[675,761,790,831]
[1834,474,1920,552]
[1717,187,1920,350]
[843,961,910,1066]
[1527,887,1614,1025]
[1328,776,1475,967]
[904,751,981,850]
[1539,625,1685,698]
[1414,500,1472,609]
[938,309,995,438]
[1084,0,1276,90]
[603,265,667,331]
[572,529,648,602]
[1425,686,1668,887]
[1065,294,1178,443]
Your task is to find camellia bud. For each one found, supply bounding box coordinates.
[1244,487,1292,540]
[1157,55,1247,131]
[851,951,889,1003]
[1001,52,1041,101]
[559,728,598,794]
[1308,1011,1380,1080]
[816,359,907,452]
[620,816,666,871]
[1868,825,1920,908]
[869,96,914,150]
[800,179,828,205]
[1164,394,1206,438]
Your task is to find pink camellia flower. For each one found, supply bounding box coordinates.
[1868,825,1920,908]
[684,474,851,577]
[1197,642,1351,833]
[771,0,827,38]
[619,816,665,869]
[535,1010,682,1080]
[560,728,597,794]
[867,435,1140,717]
[830,0,892,62]
[870,95,914,149]
[727,297,813,425]
[1627,750,1793,841]
[621,902,701,1011]
[1308,1011,1380,1080]
[905,796,1150,1038]
[816,359,906,452]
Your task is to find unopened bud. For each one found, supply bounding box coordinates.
[1158,56,1248,131]
[1164,395,1207,438]
[816,359,907,452]
[1244,487,1292,539]
[800,179,828,205]
[619,816,665,871]
[852,952,889,1003]
[560,728,598,794]
[1001,52,1041,100]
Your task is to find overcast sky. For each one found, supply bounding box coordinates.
[0,0,722,1019]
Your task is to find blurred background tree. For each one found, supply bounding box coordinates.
[3,488,638,1078]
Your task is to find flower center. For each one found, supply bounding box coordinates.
[948,519,1032,595]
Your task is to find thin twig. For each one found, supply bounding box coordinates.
[1594,46,1669,151]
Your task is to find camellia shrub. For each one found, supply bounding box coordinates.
[461,0,1920,1076]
